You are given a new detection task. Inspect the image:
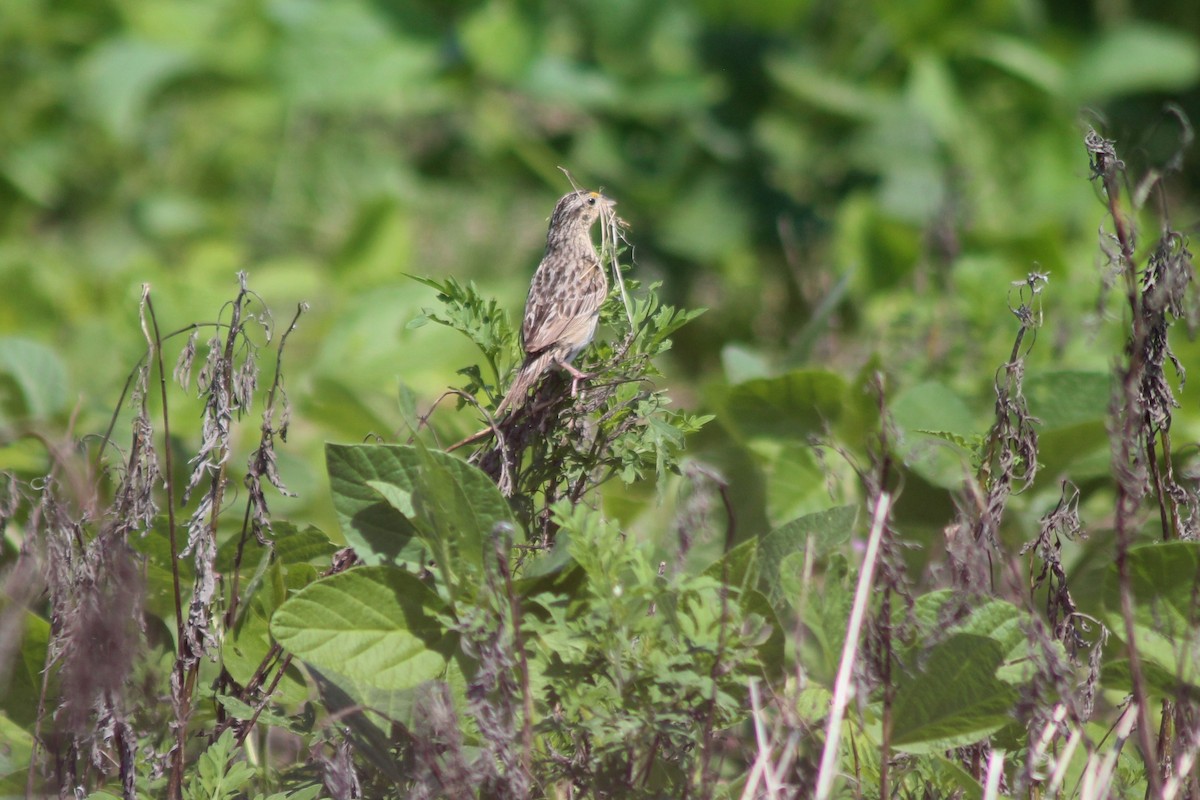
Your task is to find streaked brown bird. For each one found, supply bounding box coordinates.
[494,189,616,415]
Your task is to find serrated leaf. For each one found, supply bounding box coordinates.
[327,443,519,582]
[270,566,453,709]
[326,443,424,566]
[760,505,858,609]
[1101,541,1200,691]
[890,634,1018,752]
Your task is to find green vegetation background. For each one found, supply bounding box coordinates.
[3,0,1200,547]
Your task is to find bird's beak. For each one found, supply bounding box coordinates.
[590,191,616,208]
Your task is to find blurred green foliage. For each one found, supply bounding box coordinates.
[2,0,1199,535]
[4,3,1200,795]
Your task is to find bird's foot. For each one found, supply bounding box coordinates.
[558,360,594,397]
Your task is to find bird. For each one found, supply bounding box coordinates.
[492,188,616,416]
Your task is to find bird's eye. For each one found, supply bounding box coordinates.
[587,196,597,206]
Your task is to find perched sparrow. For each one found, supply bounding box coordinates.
[494,189,615,415]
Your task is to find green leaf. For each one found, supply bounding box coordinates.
[763,444,841,526]
[271,523,339,566]
[327,443,517,600]
[968,34,1068,95]
[459,3,535,81]
[223,573,309,707]
[270,0,444,113]
[1071,24,1200,100]
[759,505,858,609]
[1024,371,1110,430]
[911,591,1034,684]
[912,754,986,800]
[0,610,50,726]
[326,442,424,566]
[215,695,295,732]
[327,442,516,573]
[890,381,978,489]
[78,38,193,142]
[912,590,1026,654]
[721,370,852,443]
[0,712,33,779]
[703,537,759,591]
[1102,658,1200,702]
[270,566,454,716]
[0,338,68,421]
[796,555,852,682]
[890,634,1018,752]
[1101,541,1200,690]
[408,442,514,595]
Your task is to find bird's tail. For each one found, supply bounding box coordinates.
[494,349,556,417]
[446,351,558,453]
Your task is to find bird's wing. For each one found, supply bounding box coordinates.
[521,256,606,354]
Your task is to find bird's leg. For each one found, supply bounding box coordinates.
[555,357,593,397]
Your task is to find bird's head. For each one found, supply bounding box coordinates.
[547,190,617,244]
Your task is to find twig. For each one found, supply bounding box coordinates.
[814,492,891,800]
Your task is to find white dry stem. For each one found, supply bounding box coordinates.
[1027,703,1068,782]
[1163,737,1200,800]
[1045,725,1081,796]
[1080,703,1136,800]
[814,492,891,800]
[601,204,635,328]
[742,679,780,800]
[982,750,1005,800]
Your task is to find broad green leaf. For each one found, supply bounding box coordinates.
[765,54,892,121]
[914,754,986,800]
[270,566,452,709]
[1020,371,1111,480]
[1102,658,1200,702]
[703,537,759,592]
[78,38,193,142]
[742,587,786,678]
[760,504,858,609]
[327,443,421,566]
[0,705,35,777]
[1024,371,1109,430]
[1071,24,1200,100]
[408,442,512,595]
[223,565,309,707]
[890,381,978,489]
[797,555,852,682]
[912,590,1026,654]
[0,610,47,727]
[271,523,339,566]
[911,591,1036,684]
[327,442,516,571]
[721,370,852,443]
[763,444,841,525]
[704,541,783,676]
[968,34,1068,95]
[270,0,444,113]
[890,633,1018,752]
[1101,541,1200,690]
[0,338,68,421]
